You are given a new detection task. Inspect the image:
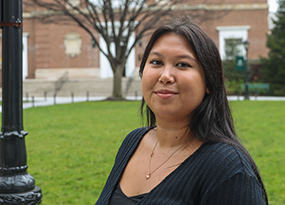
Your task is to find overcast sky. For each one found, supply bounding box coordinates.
[268,0,278,13]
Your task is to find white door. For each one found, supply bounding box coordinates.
[23,33,29,80]
[99,22,135,78]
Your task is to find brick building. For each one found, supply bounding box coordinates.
[0,0,269,93]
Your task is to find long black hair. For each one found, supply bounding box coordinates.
[139,16,268,204]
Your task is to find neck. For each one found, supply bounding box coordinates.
[150,117,202,153]
[150,125,203,158]
[154,123,192,149]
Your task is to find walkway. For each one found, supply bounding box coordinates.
[227,96,285,101]
[0,96,143,113]
[0,96,285,113]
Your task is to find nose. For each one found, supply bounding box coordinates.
[159,66,175,84]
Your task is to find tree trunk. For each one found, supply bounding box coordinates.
[112,63,124,100]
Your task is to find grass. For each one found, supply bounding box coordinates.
[0,100,284,204]
[22,101,142,204]
[230,101,285,204]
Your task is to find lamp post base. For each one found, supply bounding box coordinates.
[0,186,42,205]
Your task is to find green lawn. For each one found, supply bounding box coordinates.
[230,101,285,204]
[1,100,284,204]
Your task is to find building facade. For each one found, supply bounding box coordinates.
[0,0,269,88]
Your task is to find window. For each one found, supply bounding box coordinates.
[224,38,243,60]
[216,26,251,60]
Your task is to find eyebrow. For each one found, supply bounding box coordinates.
[149,51,197,61]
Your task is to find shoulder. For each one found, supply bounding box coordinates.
[95,128,150,204]
[120,127,149,147]
[199,143,265,204]
[196,143,264,204]
[200,142,256,177]
[190,142,260,190]
[199,143,263,195]
[115,127,149,160]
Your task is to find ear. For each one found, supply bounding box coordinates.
[206,88,210,94]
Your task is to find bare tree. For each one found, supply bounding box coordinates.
[24,0,227,99]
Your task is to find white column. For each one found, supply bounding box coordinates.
[23,32,29,80]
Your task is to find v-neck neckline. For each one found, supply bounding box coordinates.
[119,127,206,201]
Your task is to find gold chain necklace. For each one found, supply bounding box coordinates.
[146,140,185,180]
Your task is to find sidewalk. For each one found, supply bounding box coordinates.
[227,96,285,101]
[0,96,143,113]
[0,95,284,113]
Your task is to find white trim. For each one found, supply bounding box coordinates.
[100,37,114,78]
[23,33,29,80]
[216,26,251,60]
[216,26,251,31]
[0,34,1,69]
[99,21,136,78]
[99,33,135,78]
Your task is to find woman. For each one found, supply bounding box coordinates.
[96,17,268,204]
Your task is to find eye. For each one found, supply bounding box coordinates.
[176,62,191,68]
[150,60,163,66]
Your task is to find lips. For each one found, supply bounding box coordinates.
[154,89,178,99]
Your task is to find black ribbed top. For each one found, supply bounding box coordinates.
[96,127,265,205]
[109,183,146,205]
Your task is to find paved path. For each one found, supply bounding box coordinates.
[227,96,285,101]
[0,96,143,113]
[0,96,285,113]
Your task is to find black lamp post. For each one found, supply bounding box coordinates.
[0,0,42,204]
[243,40,250,100]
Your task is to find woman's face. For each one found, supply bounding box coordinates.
[142,33,208,124]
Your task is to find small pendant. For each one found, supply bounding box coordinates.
[146,174,151,180]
